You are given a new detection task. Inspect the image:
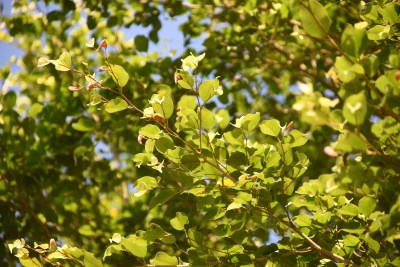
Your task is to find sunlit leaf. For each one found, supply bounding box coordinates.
[86,38,95,47]
[150,252,178,266]
[54,52,71,71]
[121,236,147,258]
[199,78,219,103]
[109,64,129,87]
[260,119,281,137]
[170,212,189,231]
[104,98,128,113]
[37,57,50,67]
[358,197,376,218]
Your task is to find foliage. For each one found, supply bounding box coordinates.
[1,0,400,266]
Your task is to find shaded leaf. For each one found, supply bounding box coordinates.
[149,189,177,210]
[299,0,331,39]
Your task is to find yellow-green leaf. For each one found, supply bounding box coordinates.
[109,64,129,87]
[105,98,128,113]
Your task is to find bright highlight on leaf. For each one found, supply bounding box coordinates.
[37,57,50,67]
[86,38,95,48]
[343,92,367,126]
[181,52,205,70]
[52,52,71,71]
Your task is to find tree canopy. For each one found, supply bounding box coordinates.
[1,0,400,266]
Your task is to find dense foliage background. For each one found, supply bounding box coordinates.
[1,0,400,266]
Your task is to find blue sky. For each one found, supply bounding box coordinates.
[0,1,203,72]
[0,0,22,70]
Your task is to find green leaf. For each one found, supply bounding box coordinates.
[174,69,194,89]
[175,108,199,131]
[48,251,69,260]
[276,142,293,165]
[149,189,177,210]
[341,25,367,58]
[335,56,364,83]
[362,235,380,253]
[343,92,367,125]
[239,112,260,133]
[134,176,158,197]
[200,107,215,130]
[143,224,176,244]
[378,3,398,24]
[216,109,230,129]
[358,196,376,218]
[266,150,281,168]
[19,257,42,267]
[86,38,95,48]
[132,153,156,167]
[121,236,147,258]
[105,98,128,113]
[199,78,219,103]
[139,124,162,139]
[177,95,197,110]
[103,244,123,261]
[180,154,201,170]
[28,103,43,117]
[111,233,122,243]
[187,228,204,249]
[223,129,243,146]
[260,119,281,137]
[3,91,17,109]
[37,57,50,67]
[343,235,360,247]
[294,214,312,227]
[170,212,189,231]
[135,35,149,52]
[72,117,95,132]
[89,93,102,106]
[340,203,359,216]
[150,94,174,119]
[150,252,178,266]
[299,0,331,39]
[63,247,103,267]
[109,64,129,87]
[286,129,308,147]
[83,251,103,267]
[375,74,395,94]
[362,54,379,77]
[367,25,390,41]
[334,132,367,153]
[181,52,205,70]
[227,202,242,210]
[78,224,94,236]
[155,136,174,154]
[54,52,71,71]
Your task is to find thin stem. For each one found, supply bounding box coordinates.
[257,205,359,267]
